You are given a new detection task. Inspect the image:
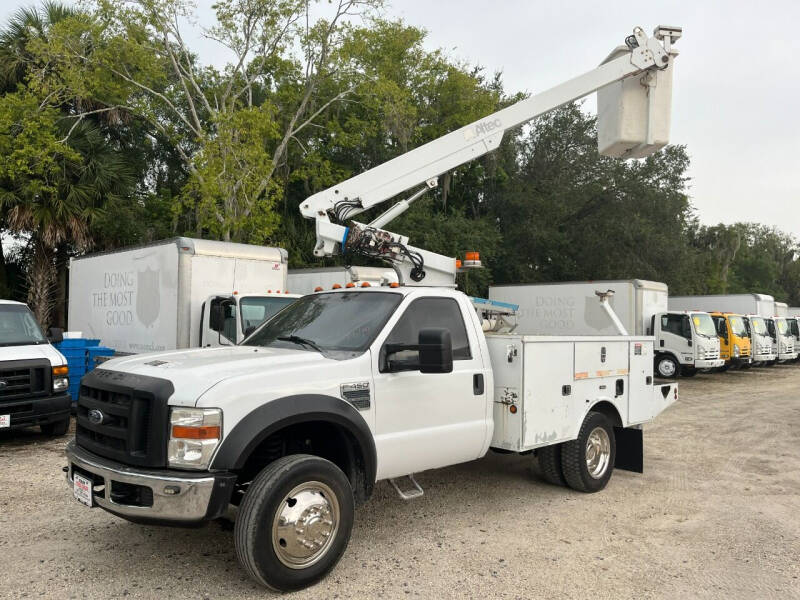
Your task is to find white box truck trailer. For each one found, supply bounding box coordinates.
[489,280,723,378]
[68,238,299,353]
[667,294,784,365]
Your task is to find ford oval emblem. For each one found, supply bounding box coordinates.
[87,409,105,425]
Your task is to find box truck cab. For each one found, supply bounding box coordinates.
[767,317,797,363]
[0,300,71,435]
[489,280,722,379]
[742,315,776,366]
[708,312,751,369]
[68,238,300,354]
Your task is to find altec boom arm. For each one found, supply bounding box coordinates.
[300,25,682,286]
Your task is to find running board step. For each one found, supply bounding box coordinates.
[388,474,424,500]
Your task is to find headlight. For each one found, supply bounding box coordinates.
[168,408,222,470]
[733,344,740,357]
[52,365,69,392]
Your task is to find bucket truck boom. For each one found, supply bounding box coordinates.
[299,25,682,286]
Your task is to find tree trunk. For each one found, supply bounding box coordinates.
[0,234,8,297]
[53,243,69,329]
[26,240,57,330]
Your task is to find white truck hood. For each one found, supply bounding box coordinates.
[98,346,336,406]
[0,343,66,366]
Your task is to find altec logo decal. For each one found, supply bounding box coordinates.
[464,118,503,141]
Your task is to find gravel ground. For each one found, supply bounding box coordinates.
[2,365,799,599]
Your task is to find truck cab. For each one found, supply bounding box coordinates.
[201,292,301,347]
[650,310,723,378]
[0,300,71,435]
[769,317,797,363]
[709,312,751,369]
[787,317,800,362]
[743,315,776,366]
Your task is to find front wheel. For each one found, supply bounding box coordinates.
[655,355,679,379]
[234,454,354,592]
[561,411,616,493]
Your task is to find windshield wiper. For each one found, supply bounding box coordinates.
[277,335,323,353]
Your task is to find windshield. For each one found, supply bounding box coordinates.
[240,296,298,333]
[728,316,747,337]
[0,304,47,346]
[243,291,403,358]
[691,313,717,338]
[750,316,767,335]
[776,318,789,335]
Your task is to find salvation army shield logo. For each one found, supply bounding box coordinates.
[136,267,160,327]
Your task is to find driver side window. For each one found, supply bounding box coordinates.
[383,297,471,369]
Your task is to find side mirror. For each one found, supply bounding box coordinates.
[47,327,64,343]
[209,304,225,332]
[418,328,453,374]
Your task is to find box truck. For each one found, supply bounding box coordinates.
[489,280,723,379]
[288,266,399,295]
[668,294,778,366]
[68,238,299,354]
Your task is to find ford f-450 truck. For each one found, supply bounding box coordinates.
[65,24,683,591]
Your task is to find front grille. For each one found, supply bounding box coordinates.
[0,360,49,404]
[76,370,172,468]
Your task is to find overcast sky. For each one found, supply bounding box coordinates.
[2,0,799,245]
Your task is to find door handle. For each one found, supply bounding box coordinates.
[473,374,484,395]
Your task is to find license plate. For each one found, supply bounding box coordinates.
[0,414,9,428]
[73,472,94,507]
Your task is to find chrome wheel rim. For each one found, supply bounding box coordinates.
[585,427,611,479]
[272,481,339,569]
[658,359,676,377]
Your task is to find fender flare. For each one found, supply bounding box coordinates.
[211,394,376,495]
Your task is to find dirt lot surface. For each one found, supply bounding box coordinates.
[2,365,799,599]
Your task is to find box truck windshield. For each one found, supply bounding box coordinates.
[692,313,717,338]
[0,304,47,346]
[777,319,789,335]
[728,315,747,337]
[750,317,767,335]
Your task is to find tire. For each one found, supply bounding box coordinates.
[41,417,69,436]
[716,364,730,373]
[234,454,354,592]
[561,411,616,493]
[740,362,752,370]
[655,355,679,379]
[764,360,776,368]
[680,365,697,377]
[536,444,566,486]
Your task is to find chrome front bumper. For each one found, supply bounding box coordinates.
[695,358,725,369]
[65,441,234,524]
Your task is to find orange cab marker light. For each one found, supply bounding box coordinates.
[267,289,272,293]
[172,425,220,440]
[233,291,238,295]
[345,282,355,288]
[314,286,323,292]
[389,282,400,288]
[52,365,69,376]
[332,284,342,289]
[361,282,371,287]
[509,405,517,414]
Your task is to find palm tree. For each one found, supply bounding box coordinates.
[0,2,134,326]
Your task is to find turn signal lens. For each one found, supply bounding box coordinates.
[52,365,69,376]
[171,425,221,440]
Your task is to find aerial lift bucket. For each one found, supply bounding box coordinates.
[597,26,681,159]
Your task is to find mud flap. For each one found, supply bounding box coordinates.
[614,426,643,473]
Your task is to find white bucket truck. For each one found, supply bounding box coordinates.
[68,238,299,353]
[490,280,723,379]
[668,294,779,365]
[65,25,683,592]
